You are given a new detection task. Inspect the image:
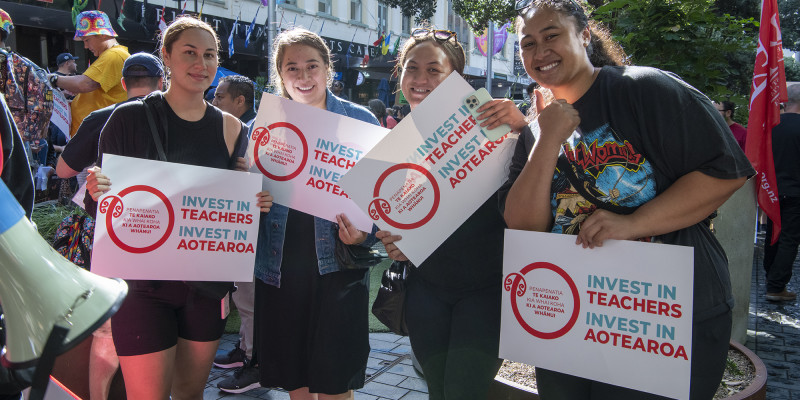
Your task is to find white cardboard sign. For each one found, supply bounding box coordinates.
[50,89,70,135]
[501,230,694,400]
[91,154,262,282]
[245,93,389,232]
[339,72,517,265]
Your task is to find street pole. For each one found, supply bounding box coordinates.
[486,21,493,94]
[267,0,277,88]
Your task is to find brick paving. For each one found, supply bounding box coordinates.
[204,332,426,400]
[746,232,800,400]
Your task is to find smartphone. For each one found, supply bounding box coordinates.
[463,88,512,141]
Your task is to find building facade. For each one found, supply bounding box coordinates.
[0,0,531,106]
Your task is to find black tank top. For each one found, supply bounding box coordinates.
[162,100,231,169]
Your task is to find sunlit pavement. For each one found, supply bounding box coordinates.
[747,232,800,400]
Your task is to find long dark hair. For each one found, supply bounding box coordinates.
[515,0,628,68]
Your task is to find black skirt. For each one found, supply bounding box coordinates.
[254,210,370,394]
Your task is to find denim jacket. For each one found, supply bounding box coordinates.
[254,90,381,287]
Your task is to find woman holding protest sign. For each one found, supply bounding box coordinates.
[374,28,529,399]
[501,1,754,398]
[250,28,379,400]
[85,16,265,399]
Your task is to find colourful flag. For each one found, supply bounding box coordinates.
[158,0,168,33]
[261,0,268,6]
[745,0,788,244]
[391,35,401,55]
[245,7,260,48]
[381,33,390,55]
[198,0,205,18]
[373,34,383,47]
[229,13,239,56]
[181,0,188,14]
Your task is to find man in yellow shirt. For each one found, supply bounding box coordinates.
[48,10,129,137]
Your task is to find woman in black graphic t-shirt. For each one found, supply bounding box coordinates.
[502,1,754,399]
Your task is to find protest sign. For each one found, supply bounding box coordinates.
[91,154,262,281]
[50,89,70,135]
[500,230,694,399]
[246,93,389,232]
[339,72,517,265]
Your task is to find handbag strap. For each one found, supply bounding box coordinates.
[141,98,168,162]
[556,156,637,215]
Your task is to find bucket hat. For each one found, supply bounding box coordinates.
[74,10,117,40]
[0,9,13,36]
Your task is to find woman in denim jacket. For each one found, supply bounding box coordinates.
[252,28,379,400]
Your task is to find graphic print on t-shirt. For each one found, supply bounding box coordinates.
[551,124,656,235]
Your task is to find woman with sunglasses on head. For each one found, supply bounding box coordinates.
[375,28,529,399]
[502,1,754,398]
[251,28,379,400]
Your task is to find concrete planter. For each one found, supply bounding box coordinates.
[488,340,767,400]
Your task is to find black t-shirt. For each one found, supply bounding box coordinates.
[61,97,143,214]
[501,66,754,321]
[99,92,246,169]
[771,113,800,197]
[412,194,507,294]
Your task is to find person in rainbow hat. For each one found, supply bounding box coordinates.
[48,10,129,138]
[0,9,13,48]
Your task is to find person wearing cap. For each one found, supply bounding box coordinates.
[57,52,163,216]
[55,53,79,76]
[55,52,163,400]
[48,10,129,138]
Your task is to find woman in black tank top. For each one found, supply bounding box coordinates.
[87,16,272,400]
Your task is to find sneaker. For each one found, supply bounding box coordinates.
[213,344,246,369]
[766,289,797,301]
[217,361,261,394]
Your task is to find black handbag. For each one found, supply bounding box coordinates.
[371,260,409,336]
[334,236,385,270]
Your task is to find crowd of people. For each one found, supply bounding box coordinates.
[1,0,798,399]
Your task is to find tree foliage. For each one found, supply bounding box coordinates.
[592,0,757,98]
[778,0,800,50]
[378,0,436,23]
[451,0,517,33]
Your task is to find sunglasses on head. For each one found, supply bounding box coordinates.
[515,0,583,15]
[411,28,457,42]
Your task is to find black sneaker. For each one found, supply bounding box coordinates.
[217,361,261,394]
[213,344,246,369]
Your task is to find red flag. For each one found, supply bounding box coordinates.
[745,0,788,244]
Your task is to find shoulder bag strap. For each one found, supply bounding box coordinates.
[141,99,167,162]
[556,155,637,215]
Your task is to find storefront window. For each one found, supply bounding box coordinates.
[351,0,362,21]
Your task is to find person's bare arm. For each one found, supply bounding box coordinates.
[55,74,101,94]
[55,155,80,178]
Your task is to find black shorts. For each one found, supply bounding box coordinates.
[112,280,227,357]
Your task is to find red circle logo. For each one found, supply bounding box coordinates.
[252,122,309,181]
[99,185,175,254]
[368,163,440,230]
[504,262,580,339]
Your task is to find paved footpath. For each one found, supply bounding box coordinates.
[205,233,800,400]
[204,333,426,400]
[746,233,800,400]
